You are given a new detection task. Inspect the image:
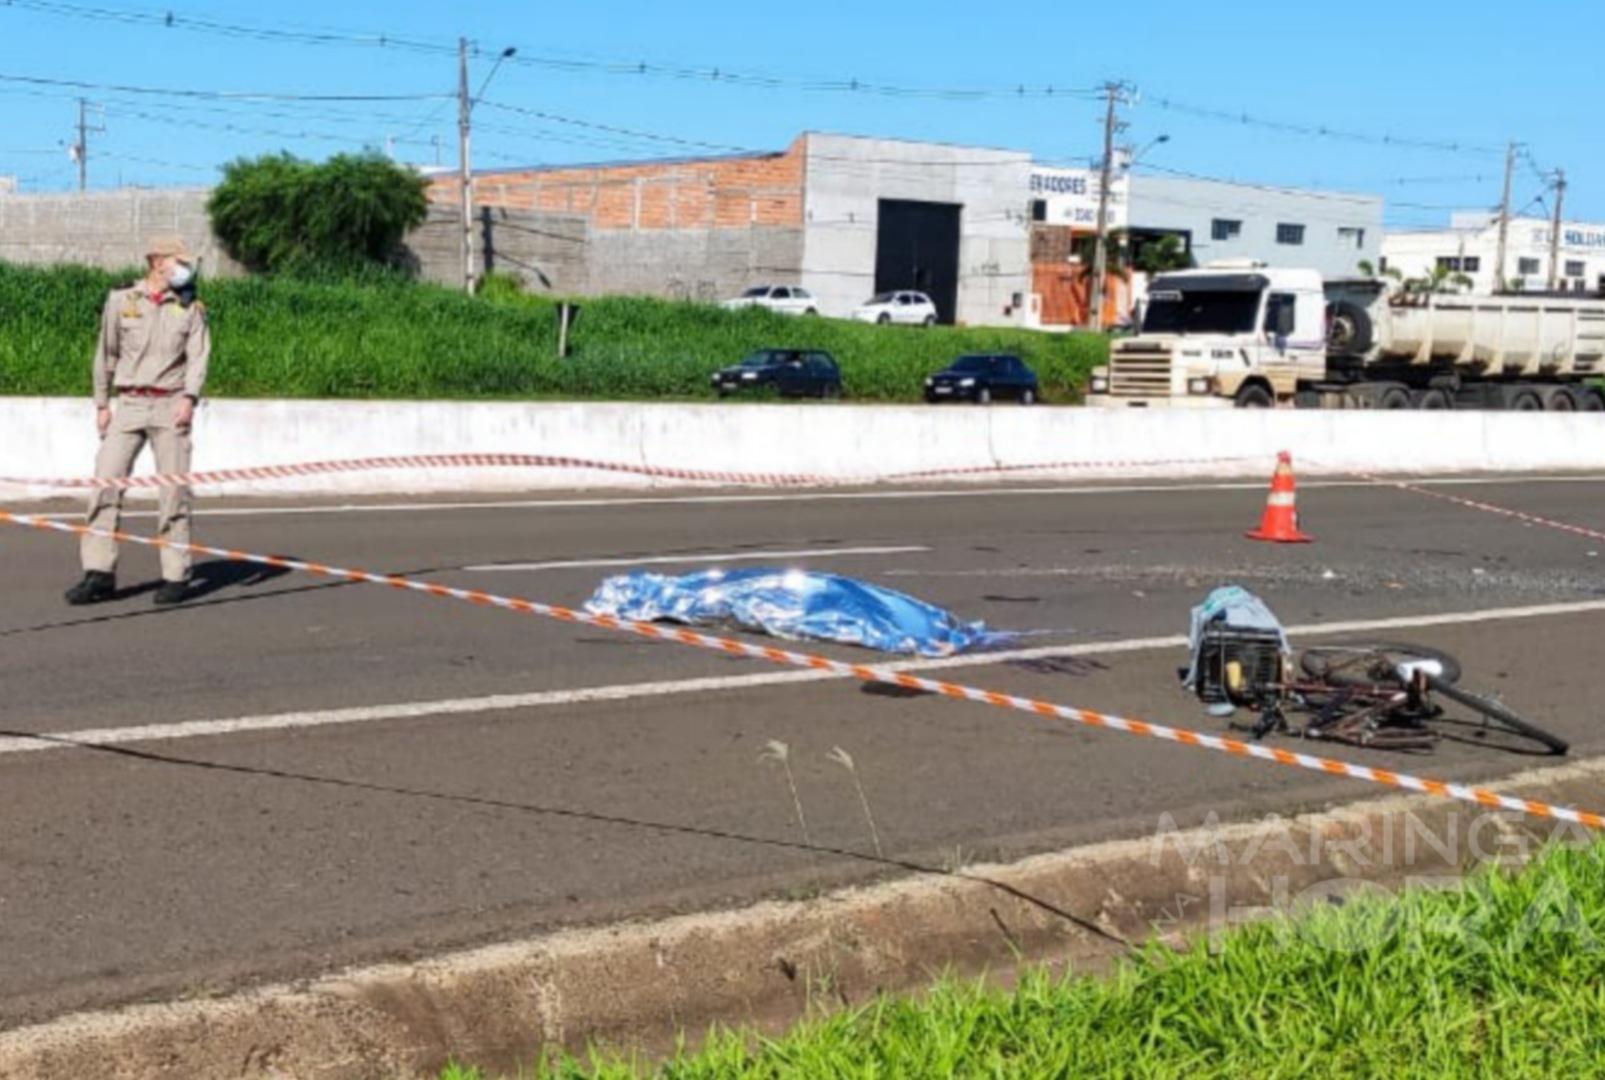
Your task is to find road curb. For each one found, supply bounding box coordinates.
[5,755,1602,1079]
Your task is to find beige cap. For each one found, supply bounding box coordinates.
[144,233,194,262]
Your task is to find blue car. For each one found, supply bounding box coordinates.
[925,354,1040,404]
[712,349,844,399]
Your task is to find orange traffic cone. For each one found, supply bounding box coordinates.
[1246,451,1312,543]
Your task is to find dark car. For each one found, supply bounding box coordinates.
[712,349,843,399]
[925,354,1040,404]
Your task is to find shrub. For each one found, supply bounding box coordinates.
[207,152,428,275]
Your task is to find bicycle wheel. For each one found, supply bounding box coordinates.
[1426,676,1569,756]
[1300,642,1462,688]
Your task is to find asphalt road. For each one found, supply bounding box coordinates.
[3,474,1604,1027]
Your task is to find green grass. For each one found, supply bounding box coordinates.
[443,839,1605,1078]
[0,262,1106,402]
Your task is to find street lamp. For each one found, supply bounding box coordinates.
[1124,134,1170,171]
[477,46,518,103]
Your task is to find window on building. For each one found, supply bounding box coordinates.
[1518,257,1541,276]
[1567,260,1586,278]
[1338,226,1366,250]
[1462,256,1480,273]
[1436,256,1463,272]
[1211,218,1243,241]
[1276,223,1305,246]
[1031,199,1047,223]
[1378,256,1389,273]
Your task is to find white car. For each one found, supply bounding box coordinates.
[720,284,819,316]
[852,290,939,326]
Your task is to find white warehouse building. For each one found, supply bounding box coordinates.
[1126,174,1383,279]
[1383,212,1605,295]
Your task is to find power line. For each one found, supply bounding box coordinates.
[479,100,754,154]
[8,0,1546,176]
[106,103,436,150]
[0,70,450,102]
[0,81,444,130]
[1372,173,1492,187]
[1133,164,1500,224]
[0,0,447,53]
[1132,163,1381,204]
[4,0,1105,100]
[95,149,215,173]
[1147,94,1504,157]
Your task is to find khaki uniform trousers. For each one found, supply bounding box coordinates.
[80,396,193,582]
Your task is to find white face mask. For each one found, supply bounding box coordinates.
[166,262,194,289]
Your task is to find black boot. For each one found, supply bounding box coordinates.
[153,579,190,607]
[64,571,116,606]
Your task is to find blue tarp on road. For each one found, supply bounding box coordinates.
[585,568,1009,658]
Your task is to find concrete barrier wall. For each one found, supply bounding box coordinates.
[5,397,1604,499]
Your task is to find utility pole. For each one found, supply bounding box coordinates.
[69,98,102,192]
[1088,81,1129,331]
[458,37,475,295]
[1546,169,1567,291]
[1493,140,1518,292]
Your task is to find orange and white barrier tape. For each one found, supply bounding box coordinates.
[1369,474,1605,544]
[0,452,1258,496]
[3,508,1598,831]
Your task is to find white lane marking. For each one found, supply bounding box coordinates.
[18,473,1605,520]
[464,545,929,572]
[6,597,1605,759]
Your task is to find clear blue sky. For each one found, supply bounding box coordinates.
[2,0,1598,227]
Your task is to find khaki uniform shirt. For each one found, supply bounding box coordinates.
[92,285,212,407]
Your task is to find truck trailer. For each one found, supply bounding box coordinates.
[1087,263,1605,410]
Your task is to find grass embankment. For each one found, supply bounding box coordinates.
[0,263,1106,402]
[444,840,1605,1078]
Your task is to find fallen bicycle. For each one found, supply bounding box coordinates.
[1182,588,1567,756]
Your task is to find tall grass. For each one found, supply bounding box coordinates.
[0,262,1106,402]
[445,839,1605,1078]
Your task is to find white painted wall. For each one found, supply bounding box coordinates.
[1384,215,1605,294]
[4,398,1604,500]
[799,133,1032,327]
[1129,175,1382,279]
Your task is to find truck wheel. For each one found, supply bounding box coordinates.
[1542,386,1578,411]
[1509,388,1544,411]
[1411,388,1453,410]
[1327,300,1374,356]
[1581,388,1605,411]
[1234,384,1273,408]
[1378,387,1411,409]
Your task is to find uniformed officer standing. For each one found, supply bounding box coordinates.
[65,234,211,607]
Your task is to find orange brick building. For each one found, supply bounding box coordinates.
[426,132,1036,326]
[429,137,808,232]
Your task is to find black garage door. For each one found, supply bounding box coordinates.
[874,199,961,324]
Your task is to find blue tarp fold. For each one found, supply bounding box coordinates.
[585,568,1008,657]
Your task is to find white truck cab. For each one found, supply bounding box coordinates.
[1088,262,1605,410]
[1089,262,1329,407]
